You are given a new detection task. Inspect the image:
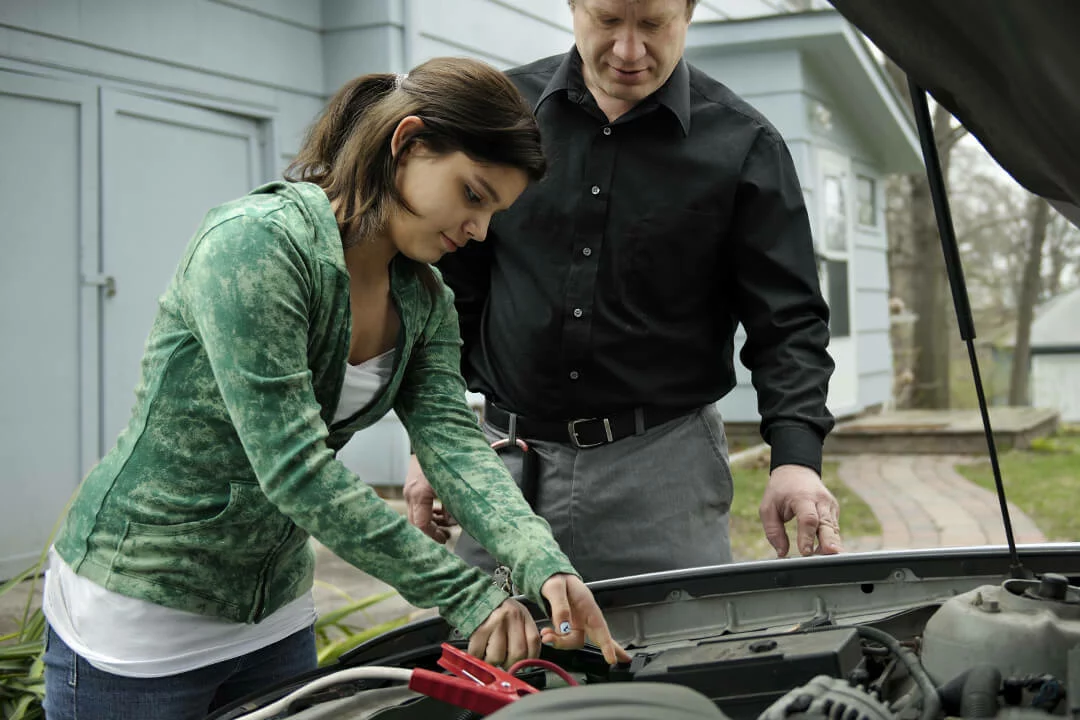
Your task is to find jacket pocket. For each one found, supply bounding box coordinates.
[112,483,289,614]
[124,481,253,537]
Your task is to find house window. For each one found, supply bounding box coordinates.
[822,174,847,253]
[826,259,851,337]
[856,174,877,226]
[819,171,851,338]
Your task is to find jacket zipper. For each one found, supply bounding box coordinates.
[250,521,297,622]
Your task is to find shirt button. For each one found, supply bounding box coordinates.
[573,308,583,318]
[602,126,612,136]
[582,247,592,257]
[590,185,600,195]
[569,370,580,380]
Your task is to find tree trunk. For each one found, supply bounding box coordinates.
[1008,197,1051,405]
[909,102,959,409]
[1045,215,1069,299]
[883,58,967,409]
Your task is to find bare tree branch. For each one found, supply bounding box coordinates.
[940,123,970,153]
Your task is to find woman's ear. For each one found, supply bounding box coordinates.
[390,115,426,159]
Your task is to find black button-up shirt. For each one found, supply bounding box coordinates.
[438,50,835,471]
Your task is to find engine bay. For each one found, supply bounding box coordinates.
[206,546,1080,720]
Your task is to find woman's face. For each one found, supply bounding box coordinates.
[388,117,529,264]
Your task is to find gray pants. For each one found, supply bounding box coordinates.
[455,404,734,582]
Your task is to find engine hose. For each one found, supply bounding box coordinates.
[854,626,941,720]
[961,665,1002,718]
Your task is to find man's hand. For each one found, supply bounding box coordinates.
[538,574,632,666]
[759,464,843,558]
[403,455,457,544]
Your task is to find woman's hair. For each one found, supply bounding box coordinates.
[286,57,546,251]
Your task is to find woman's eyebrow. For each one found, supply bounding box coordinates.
[475,175,501,204]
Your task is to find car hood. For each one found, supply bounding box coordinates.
[828,0,1080,226]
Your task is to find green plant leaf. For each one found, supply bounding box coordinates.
[313,590,398,630]
[0,567,37,599]
[9,691,44,720]
[316,615,411,666]
[313,580,356,603]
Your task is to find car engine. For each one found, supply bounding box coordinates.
[211,565,1080,720]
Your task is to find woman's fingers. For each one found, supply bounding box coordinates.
[468,599,543,668]
[540,574,632,665]
[485,622,508,667]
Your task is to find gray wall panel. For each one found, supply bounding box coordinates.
[857,330,892,375]
[0,0,324,97]
[408,0,573,68]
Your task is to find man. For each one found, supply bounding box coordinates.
[405,0,842,581]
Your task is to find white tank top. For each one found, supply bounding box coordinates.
[43,350,397,677]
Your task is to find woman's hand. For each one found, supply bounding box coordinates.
[467,598,541,668]
[467,575,632,668]
[539,574,632,665]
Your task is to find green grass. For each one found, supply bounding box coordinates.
[956,428,1080,541]
[729,461,882,561]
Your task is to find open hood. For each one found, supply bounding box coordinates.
[827,0,1080,226]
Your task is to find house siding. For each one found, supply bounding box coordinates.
[0,2,900,577]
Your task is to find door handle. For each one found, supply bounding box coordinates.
[82,274,117,298]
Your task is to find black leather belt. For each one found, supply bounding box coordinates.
[484,400,696,449]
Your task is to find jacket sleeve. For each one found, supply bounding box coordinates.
[729,132,836,473]
[394,281,578,609]
[179,215,509,636]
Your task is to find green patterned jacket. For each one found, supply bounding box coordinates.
[54,181,575,635]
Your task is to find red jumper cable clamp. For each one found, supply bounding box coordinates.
[407,643,539,714]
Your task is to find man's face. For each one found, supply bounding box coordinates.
[571,0,691,111]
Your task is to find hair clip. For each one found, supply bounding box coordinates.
[395,73,409,90]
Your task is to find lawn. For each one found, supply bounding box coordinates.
[729,459,882,561]
[956,428,1080,542]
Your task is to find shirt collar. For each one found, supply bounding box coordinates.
[536,47,692,136]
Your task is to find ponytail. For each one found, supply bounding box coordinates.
[285,74,399,246]
[285,58,546,297]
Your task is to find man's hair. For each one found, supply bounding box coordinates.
[568,0,699,13]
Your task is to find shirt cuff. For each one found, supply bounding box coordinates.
[445,583,511,637]
[512,552,579,612]
[767,424,824,474]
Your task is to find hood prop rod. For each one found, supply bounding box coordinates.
[907,79,1027,579]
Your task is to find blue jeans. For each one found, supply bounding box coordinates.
[43,624,317,720]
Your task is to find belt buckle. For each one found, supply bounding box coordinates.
[567,417,613,449]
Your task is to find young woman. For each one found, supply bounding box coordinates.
[42,57,629,719]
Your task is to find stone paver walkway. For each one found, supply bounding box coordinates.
[837,455,1046,550]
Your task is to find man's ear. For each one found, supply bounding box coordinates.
[390,115,426,159]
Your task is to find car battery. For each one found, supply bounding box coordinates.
[630,627,863,719]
